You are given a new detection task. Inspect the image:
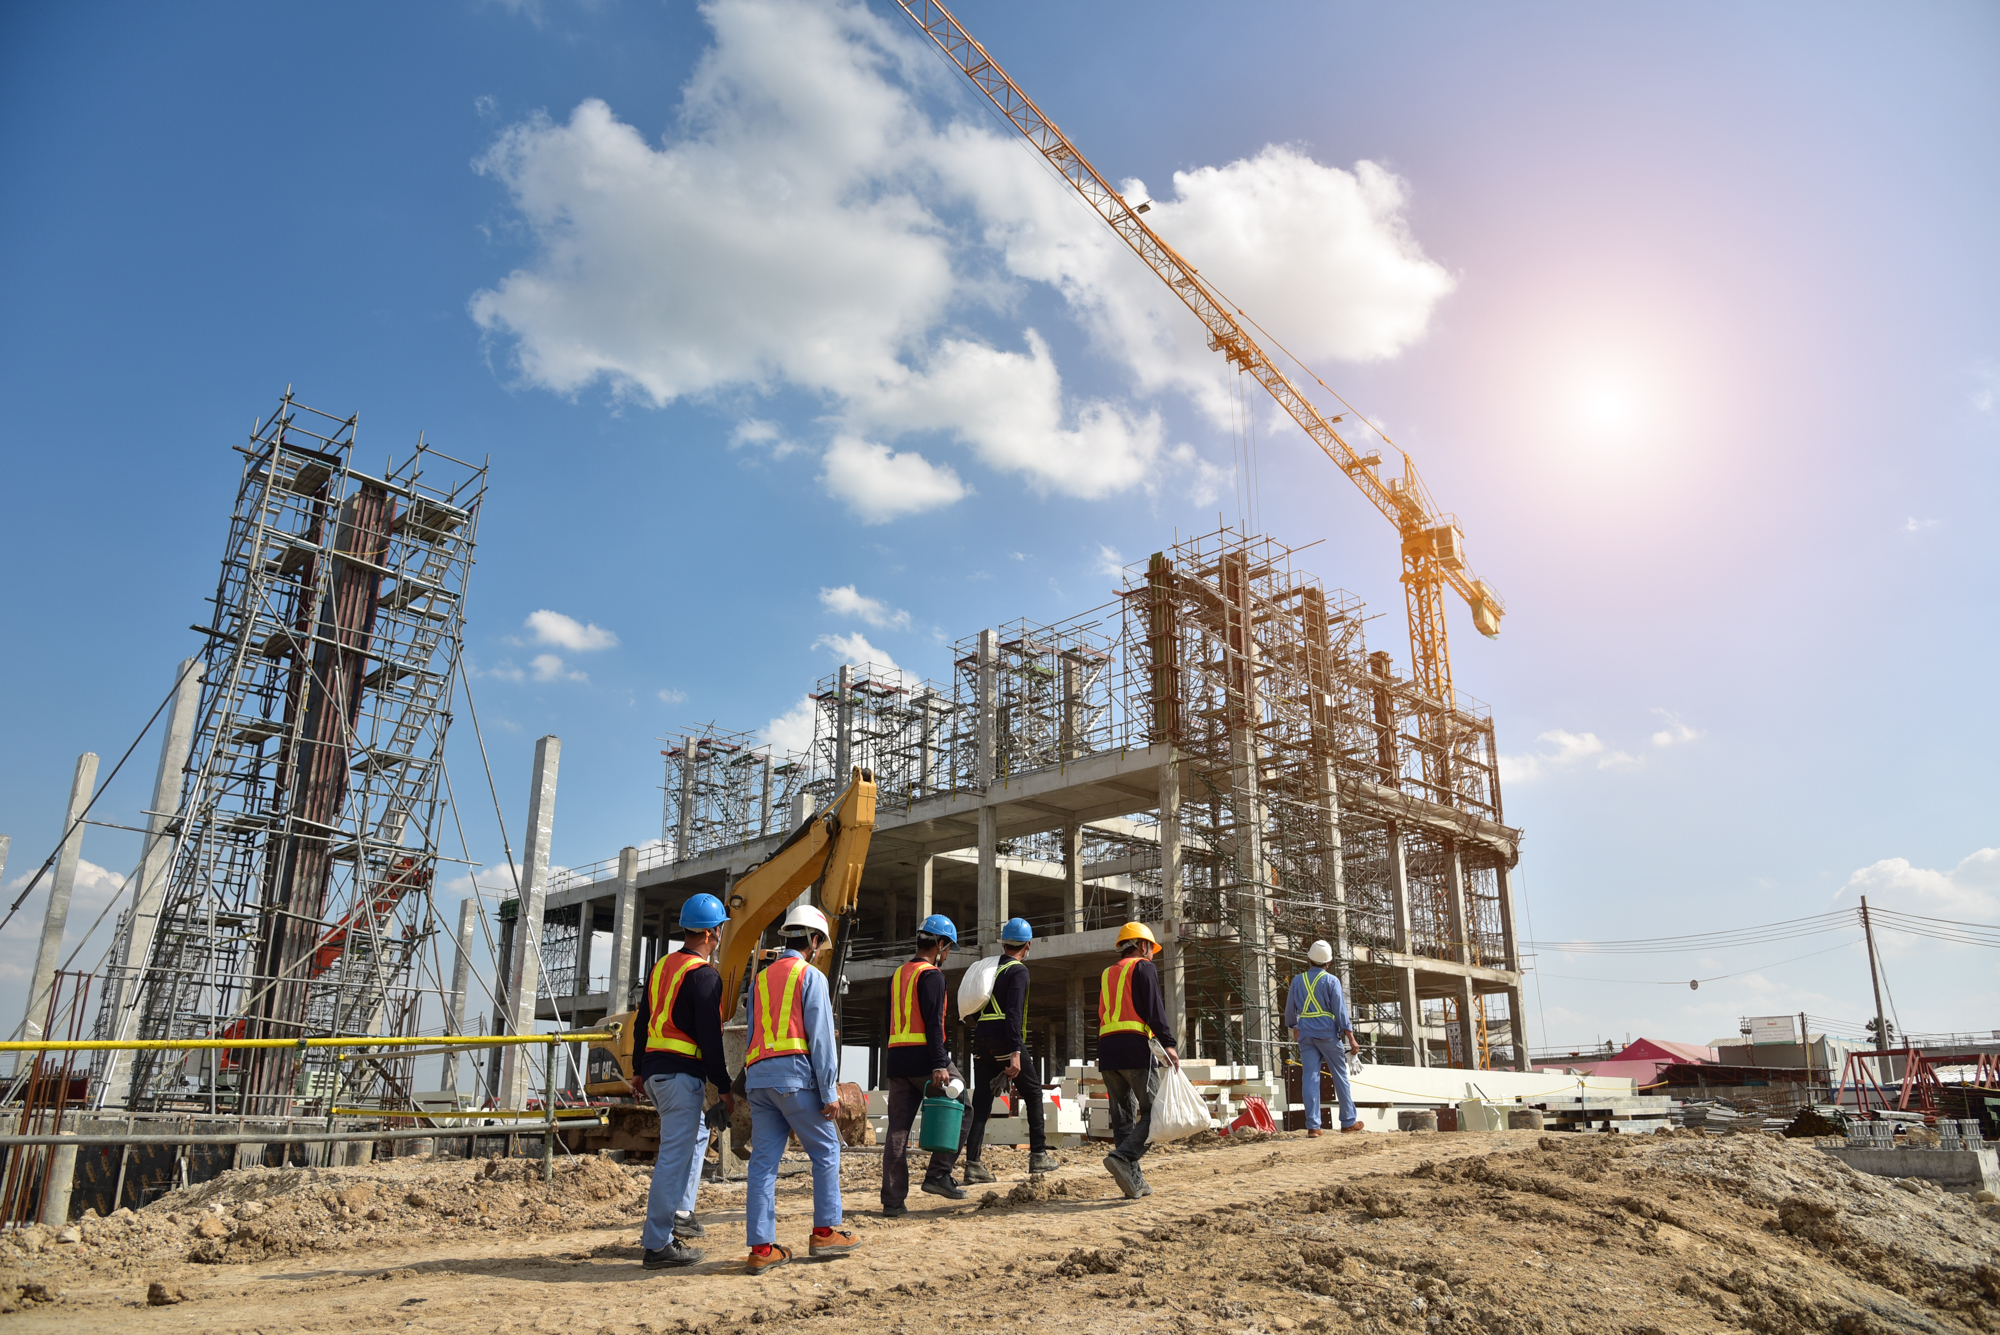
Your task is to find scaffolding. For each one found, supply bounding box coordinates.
[98,390,485,1116]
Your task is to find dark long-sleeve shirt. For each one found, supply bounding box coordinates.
[1095,956,1177,1072]
[974,956,1030,1056]
[882,958,951,1080]
[632,955,732,1095]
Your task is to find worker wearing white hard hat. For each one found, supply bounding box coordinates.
[741,903,857,1273]
[1286,940,1363,1136]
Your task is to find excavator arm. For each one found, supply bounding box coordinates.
[586,766,877,1095]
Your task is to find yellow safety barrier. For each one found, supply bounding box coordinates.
[0,1032,613,1053]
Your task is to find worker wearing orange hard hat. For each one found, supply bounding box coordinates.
[1096,922,1179,1199]
[740,904,858,1274]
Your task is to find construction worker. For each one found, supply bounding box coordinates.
[1286,939,1363,1136]
[964,916,1056,1181]
[879,913,967,1215]
[741,904,858,1273]
[1096,922,1179,1199]
[630,892,735,1269]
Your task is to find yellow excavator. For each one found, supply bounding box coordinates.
[583,766,878,1099]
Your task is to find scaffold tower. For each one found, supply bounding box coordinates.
[100,389,486,1115]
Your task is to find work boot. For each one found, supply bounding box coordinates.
[745,1243,791,1275]
[642,1240,704,1270]
[1102,1153,1141,1199]
[673,1211,706,1239]
[1340,1122,1369,1134]
[1306,1129,1323,1139]
[1028,1150,1059,1174]
[962,1161,996,1185]
[920,1176,967,1200]
[809,1227,859,1257]
[1136,1172,1154,1198]
[880,1202,908,1219]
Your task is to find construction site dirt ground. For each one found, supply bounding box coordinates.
[4,1128,1998,1334]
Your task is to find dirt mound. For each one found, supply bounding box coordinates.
[976,1172,1101,1210]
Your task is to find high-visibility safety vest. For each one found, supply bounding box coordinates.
[645,950,710,1058]
[976,958,1026,1023]
[1098,957,1152,1038]
[1299,968,1338,1020]
[747,954,812,1065]
[888,959,938,1048]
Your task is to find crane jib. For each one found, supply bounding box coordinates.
[894,0,1507,689]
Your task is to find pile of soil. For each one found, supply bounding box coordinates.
[3,1128,1996,1333]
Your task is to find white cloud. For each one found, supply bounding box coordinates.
[819,585,910,630]
[0,859,130,1030]
[1838,847,1999,920]
[1904,517,1941,533]
[1649,710,1698,747]
[1095,544,1127,580]
[657,687,687,705]
[468,0,1450,516]
[762,695,819,755]
[525,609,619,652]
[812,630,899,675]
[530,653,586,682]
[819,435,966,523]
[731,418,804,460]
[1499,729,1640,784]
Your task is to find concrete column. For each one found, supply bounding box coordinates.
[39,1134,77,1226]
[498,735,560,1110]
[1495,863,1531,1070]
[1445,844,1479,1068]
[835,665,853,779]
[1062,823,1085,935]
[1066,972,1088,1066]
[442,897,476,1094]
[1386,822,1423,1068]
[573,902,595,1000]
[18,753,99,1071]
[674,735,696,861]
[759,756,774,837]
[975,630,997,788]
[1222,555,1273,1072]
[101,658,204,1101]
[1157,760,1185,1045]
[977,805,999,955]
[997,867,1009,932]
[917,856,934,922]
[917,694,937,796]
[609,847,641,1013]
[790,789,816,830]
[1060,653,1084,761]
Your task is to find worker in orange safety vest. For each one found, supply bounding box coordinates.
[1097,922,1179,1199]
[878,913,967,1215]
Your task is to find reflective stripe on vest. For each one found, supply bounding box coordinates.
[1299,968,1337,1020]
[976,957,1026,1023]
[887,960,937,1047]
[645,951,709,1058]
[1098,956,1150,1037]
[747,954,812,1065]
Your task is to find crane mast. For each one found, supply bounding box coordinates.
[893,0,1504,714]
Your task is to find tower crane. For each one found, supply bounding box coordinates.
[893,0,1505,717]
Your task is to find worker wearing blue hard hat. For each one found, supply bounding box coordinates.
[964,917,1056,1181]
[632,892,735,1268]
[878,912,967,1215]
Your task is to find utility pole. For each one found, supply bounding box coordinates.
[1860,896,1889,1058]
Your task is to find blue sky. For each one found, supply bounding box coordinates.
[1,0,1995,1055]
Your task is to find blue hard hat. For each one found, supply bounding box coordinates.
[1000,917,1033,944]
[679,892,729,931]
[917,913,958,944]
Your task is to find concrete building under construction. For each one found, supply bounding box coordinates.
[525,525,1527,1079]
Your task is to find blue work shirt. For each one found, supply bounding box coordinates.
[743,949,840,1107]
[1284,967,1351,1037]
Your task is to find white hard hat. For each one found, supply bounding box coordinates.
[1307,939,1334,965]
[780,904,831,939]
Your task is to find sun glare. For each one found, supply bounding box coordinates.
[1571,375,1646,442]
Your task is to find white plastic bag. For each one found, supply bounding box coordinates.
[1147,1040,1211,1142]
[956,955,1000,1017]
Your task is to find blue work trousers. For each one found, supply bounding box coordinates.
[746,1086,843,1246]
[641,1072,711,1250]
[1299,1033,1357,1130]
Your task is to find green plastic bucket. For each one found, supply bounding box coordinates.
[918,1096,964,1154]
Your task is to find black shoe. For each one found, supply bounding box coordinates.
[642,1240,704,1269]
[880,1202,908,1219]
[962,1161,996,1185]
[1102,1153,1140,1199]
[673,1213,705,1239]
[920,1177,967,1200]
[1028,1150,1058,1174]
